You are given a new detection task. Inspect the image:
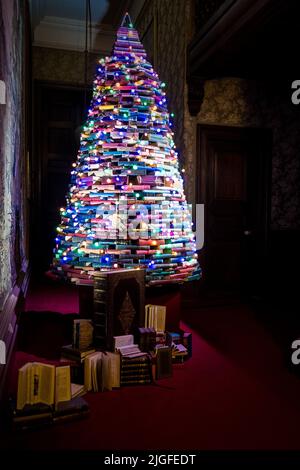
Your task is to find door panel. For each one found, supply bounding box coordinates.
[197,125,271,293]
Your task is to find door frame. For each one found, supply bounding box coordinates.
[32,80,90,220]
[31,80,92,272]
[196,124,272,287]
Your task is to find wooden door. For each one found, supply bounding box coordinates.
[197,125,271,294]
[33,83,91,271]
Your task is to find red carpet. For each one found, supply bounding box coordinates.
[2,280,300,450]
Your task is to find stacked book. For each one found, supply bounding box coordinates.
[9,401,53,430]
[136,327,156,352]
[52,397,89,425]
[112,333,152,385]
[61,345,96,363]
[120,355,152,386]
[9,397,89,431]
[60,318,96,384]
[61,344,96,385]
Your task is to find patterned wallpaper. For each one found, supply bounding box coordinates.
[259,83,300,229]
[33,46,100,85]
[0,0,27,308]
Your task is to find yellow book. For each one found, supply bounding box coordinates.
[17,362,71,410]
[99,104,115,110]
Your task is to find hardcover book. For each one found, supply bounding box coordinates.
[136,327,156,352]
[73,319,94,350]
[113,334,134,350]
[17,363,72,410]
[166,331,182,346]
[120,354,152,386]
[155,346,173,380]
[145,304,166,333]
[10,397,89,431]
[61,344,96,362]
[84,351,120,392]
[93,269,145,349]
[182,332,192,357]
[53,396,89,421]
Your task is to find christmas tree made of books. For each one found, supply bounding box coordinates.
[52,13,201,286]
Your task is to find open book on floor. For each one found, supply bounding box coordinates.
[84,352,120,392]
[114,334,148,358]
[17,362,72,410]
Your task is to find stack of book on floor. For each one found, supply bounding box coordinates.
[9,401,53,430]
[61,345,96,363]
[120,355,152,386]
[52,396,89,424]
[60,319,96,384]
[10,397,89,431]
[12,362,88,430]
[113,334,152,386]
[136,327,156,352]
[61,344,95,384]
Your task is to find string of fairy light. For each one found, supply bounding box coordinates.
[52,14,200,285]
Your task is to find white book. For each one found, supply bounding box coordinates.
[113,334,134,350]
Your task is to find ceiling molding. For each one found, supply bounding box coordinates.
[33,15,115,53]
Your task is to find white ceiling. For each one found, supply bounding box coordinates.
[29,0,110,29]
